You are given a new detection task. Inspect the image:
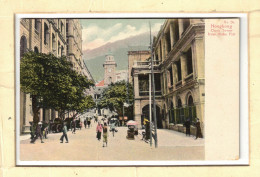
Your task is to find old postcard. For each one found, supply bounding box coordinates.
[15,14,247,166]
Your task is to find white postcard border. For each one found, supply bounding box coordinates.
[15,13,248,166]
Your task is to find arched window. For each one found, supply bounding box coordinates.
[176,98,184,124]
[177,98,182,108]
[188,95,194,106]
[34,46,39,53]
[169,102,175,123]
[187,94,196,122]
[20,36,27,58]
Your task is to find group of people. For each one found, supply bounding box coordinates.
[30,121,48,144]
[96,117,118,147]
[183,118,203,139]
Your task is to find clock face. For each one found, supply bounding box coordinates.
[108,68,111,73]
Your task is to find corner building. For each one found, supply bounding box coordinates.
[19,19,92,134]
[132,19,205,135]
[20,19,67,134]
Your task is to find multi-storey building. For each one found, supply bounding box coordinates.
[66,19,84,72]
[131,19,205,135]
[19,19,92,134]
[20,19,67,134]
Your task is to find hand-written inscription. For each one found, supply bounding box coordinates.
[208,20,236,36]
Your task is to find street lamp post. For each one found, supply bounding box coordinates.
[149,22,158,148]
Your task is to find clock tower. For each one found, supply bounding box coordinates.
[103,51,117,85]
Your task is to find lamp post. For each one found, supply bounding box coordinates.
[149,22,158,148]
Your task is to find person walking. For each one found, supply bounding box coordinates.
[60,122,69,143]
[87,116,91,128]
[102,122,108,147]
[184,119,191,136]
[84,118,87,129]
[195,118,203,139]
[110,121,116,137]
[30,122,44,144]
[72,119,76,134]
[96,122,103,141]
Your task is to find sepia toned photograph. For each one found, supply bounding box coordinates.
[16,14,243,165]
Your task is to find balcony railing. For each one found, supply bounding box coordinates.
[184,73,193,82]
[139,90,162,96]
[133,60,161,67]
[175,80,182,88]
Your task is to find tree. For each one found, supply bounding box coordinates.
[20,51,94,123]
[98,81,134,119]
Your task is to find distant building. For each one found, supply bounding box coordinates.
[103,51,117,86]
[115,70,128,82]
[131,19,205,136]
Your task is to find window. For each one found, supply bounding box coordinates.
[34,47,39,53]
[61,21,64,33]
[61,46,64,56]
[169,102,175,123]
[34,19,40,32]
[58,41,61,55]
[44,23,49,45]
[167,67,173,86]
[138,74,149,96]
[183,19,190,32]
[186,48,193,75]
[174,20,180,41]
[52,33,56,52]
[176,60,182,81]
[20,36,27,58]
[166,30,171,53]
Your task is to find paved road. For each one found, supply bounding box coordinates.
[20,120,204,161]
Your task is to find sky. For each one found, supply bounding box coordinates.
[80,19,165,51]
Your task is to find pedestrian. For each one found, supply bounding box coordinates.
[72,119,76,134]
[103,122,108,147]
[29,121,35,140]
[30,122,44,144]
[60,122,69,143]
[84,118,87,129]
[184,119,191,136]
[195,118,203,139]
[110,121,116,137]
[79,121,82,130]
[87,116,91,128]
[96,121,103,141]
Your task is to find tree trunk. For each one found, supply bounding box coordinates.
[32,95,40,123]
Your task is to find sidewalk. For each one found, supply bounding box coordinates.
[20,121,204,161]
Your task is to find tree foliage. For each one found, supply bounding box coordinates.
[20,51,95,122]
[98,81,134,118]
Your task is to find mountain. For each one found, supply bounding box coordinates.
[84,32,153,82]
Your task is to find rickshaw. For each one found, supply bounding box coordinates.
[126,120,138,140]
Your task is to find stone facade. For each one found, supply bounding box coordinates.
[19,19,91,134]
[131,19,205,135]
[128,50,150,83]
[20,19,67,134]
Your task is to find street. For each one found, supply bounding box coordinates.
[20,120,204,161]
